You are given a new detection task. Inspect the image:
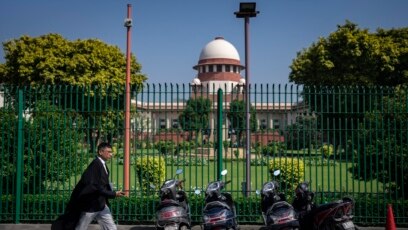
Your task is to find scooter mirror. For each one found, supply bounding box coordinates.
[221,169,228,176]
[194,189,201,195]
[149,184,156,189]
[176,169,183,175]
[255,190,260,195]
[273,170,281,176]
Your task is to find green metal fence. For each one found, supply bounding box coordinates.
[0,84,407,226]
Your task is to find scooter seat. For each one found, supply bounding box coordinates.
[266,201,293,216]
[204,201,231,211]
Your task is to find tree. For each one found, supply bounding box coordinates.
[0,100,87,193]
[289,21,408,86]
[288,22,408,147]
[285,115,322,150]
[179,97,212,141]
[0,33,146,86]
[227,99,257,146]
[350,86,408,198]
[0,34,147,150]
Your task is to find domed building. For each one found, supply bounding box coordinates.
[191,37,245,96]
[134,37,305,147]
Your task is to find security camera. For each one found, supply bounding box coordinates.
[124,18,132,27]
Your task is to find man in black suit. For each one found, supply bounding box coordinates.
[52,142,125,230]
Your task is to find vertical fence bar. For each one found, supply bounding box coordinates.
[15,88,24,223]
[217,89,223,180]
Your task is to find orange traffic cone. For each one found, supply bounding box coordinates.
[386,204,396,230]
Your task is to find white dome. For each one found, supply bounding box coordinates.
[199,37,240,61]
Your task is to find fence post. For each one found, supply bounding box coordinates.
[217,89,223,180]
[15,88,24,223]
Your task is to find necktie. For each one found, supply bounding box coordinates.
[106,165,110,176]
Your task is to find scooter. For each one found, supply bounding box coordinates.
[292,181,355,230]
[156,169,191,230]
[195,169,238,230]
[258,169,299,230]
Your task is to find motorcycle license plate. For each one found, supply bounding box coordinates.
[342,221,354,229]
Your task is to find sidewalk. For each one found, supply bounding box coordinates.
[0,224,406,230]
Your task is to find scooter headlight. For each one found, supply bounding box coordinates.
[262,182,275,195]
[206,181,221,196]
[162,179,176,188]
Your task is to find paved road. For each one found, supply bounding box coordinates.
[0,224,405,230]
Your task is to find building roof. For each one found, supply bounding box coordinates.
[198,37,240,61]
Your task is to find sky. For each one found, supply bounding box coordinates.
[1,1,407,86]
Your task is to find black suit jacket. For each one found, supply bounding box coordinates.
[52,157,116,230]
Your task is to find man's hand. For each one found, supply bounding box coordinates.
[115,190,126,197]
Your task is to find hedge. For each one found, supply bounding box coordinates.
[1,194,407,226]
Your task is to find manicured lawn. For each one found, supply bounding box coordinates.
[103,157,383,195]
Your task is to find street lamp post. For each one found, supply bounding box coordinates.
[124,4,132,196]
[235,2,259,197]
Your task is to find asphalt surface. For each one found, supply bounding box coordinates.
[0,224,405,230]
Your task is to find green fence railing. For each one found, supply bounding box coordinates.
[0,84,407,226]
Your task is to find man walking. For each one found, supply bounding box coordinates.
[52,142,125,230]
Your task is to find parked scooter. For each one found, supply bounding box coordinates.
[156,169,191,230]
[195,169,238,230]
[292,181,355,230]
[258,169,299,230]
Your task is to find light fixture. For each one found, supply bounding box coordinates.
[234,2,259,18]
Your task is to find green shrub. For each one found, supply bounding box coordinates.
[1,194,408,226]
[134,156,165,192]
[178,141,192,151]
[320,143,334,158]
[111,145,118,157]
[268,157,305,190]
[154,140,176,155]
[262,141,286,156]
[142,140,153,149]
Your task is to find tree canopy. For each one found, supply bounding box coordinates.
[0,33,146,86]
[179,97,212,140]
[289,21,408,86]
[0,33,148,152]
[289,22,408,148]
[285,115,322,150]
[227,99,257,146]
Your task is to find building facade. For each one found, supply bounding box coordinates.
[133,37,306,144]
